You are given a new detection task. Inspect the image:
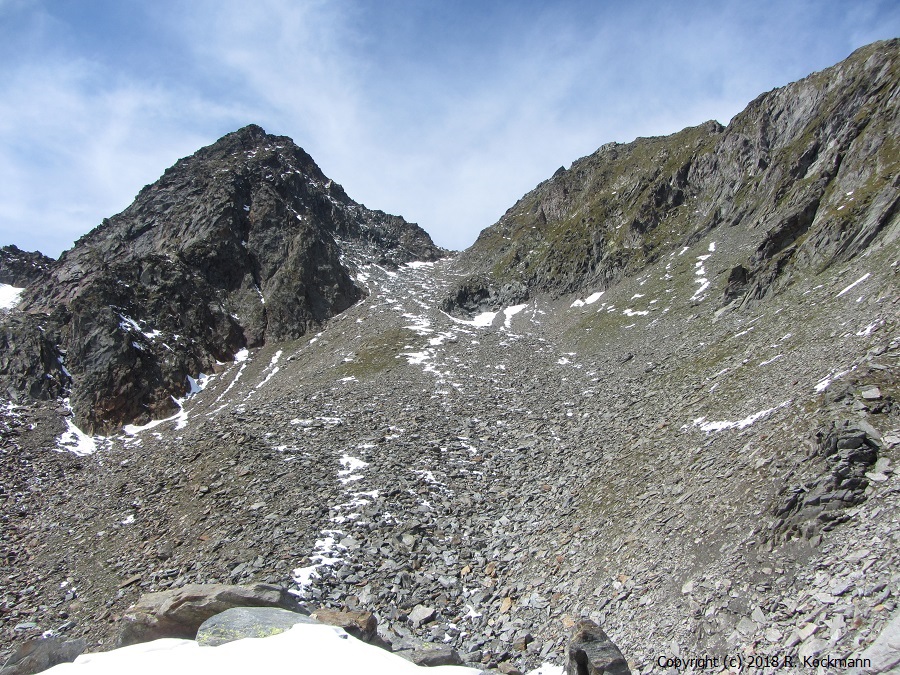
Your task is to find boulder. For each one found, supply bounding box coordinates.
[116,583,303,647]
[401,645,464,667]
[565,619,630,675]
[0,636,86,675]
[309,608,378,644]
[196,607,317,646]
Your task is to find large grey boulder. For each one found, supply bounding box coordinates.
[116,583,303,647]
[565,620,630,675]
[0,636,86,675]
[196,607,317,646]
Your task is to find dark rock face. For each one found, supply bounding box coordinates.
[0,125,442,431]
[440,275,529,316]
[565,620,630,675]
[0,246,53,288]
[453,39,900,307]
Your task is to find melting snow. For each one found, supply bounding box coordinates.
[57,419,98,456]
[123,398,188,434]
[234,348,250,362]
[441,310,497,327]
[256,350,283,389]
[502,304,527,328]
[186,373,212,395]
[0,284,24,310]
[856,320,883,337]
[691,401,790,432]
[836,273,871,298]
[570,292,603,308]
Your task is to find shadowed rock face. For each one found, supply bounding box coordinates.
[452,39,900,309]
[0,246,53,288]
[0,125,442,432]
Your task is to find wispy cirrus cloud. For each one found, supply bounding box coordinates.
[0,0,897,255]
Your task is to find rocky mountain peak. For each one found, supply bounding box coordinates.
[1,126,442,432]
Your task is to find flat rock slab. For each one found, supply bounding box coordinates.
[197,607,317,646]
[117,583,302,647]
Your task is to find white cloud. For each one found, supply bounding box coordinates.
[0,0,897,255]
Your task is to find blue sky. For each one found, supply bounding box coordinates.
[0,0,897,256]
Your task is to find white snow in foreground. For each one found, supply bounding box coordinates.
[233,348,250,362]
[57,419,97,456]
[41,622,481,675]
[503,304,528,328]
[256,350,283,389]
[836,272,871,297]
[0,284,24,310]
[405,260,436,268]
[691,401,790,432]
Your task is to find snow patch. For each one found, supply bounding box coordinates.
[57,419,97,456]
[502,304,527,328]
[0,284,24,310]
[690,401,790,432]
[39,622,482,674]
[836,273,870,298]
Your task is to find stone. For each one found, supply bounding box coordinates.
[395,644,463,667]
[565,619,631,675]
[116,583,303,647]
[408,605,436,627]
[860,386,882,400]
[196,607,317,646]
[0,636,86,675]
[310,608,378,644]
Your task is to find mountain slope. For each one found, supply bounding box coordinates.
[1,40,899,675]
[0,125,441,432]
[449,39,899,311]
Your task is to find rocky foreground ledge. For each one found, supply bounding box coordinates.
[0,583,630,675]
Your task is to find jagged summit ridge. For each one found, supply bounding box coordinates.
[0,125,442,432]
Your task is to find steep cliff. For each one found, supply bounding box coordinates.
[0,125,442,431]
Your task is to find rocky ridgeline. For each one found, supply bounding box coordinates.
[0,125,441,432]
[448,39,899,314]
[0,40,899,675]
[0,247,53,289]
